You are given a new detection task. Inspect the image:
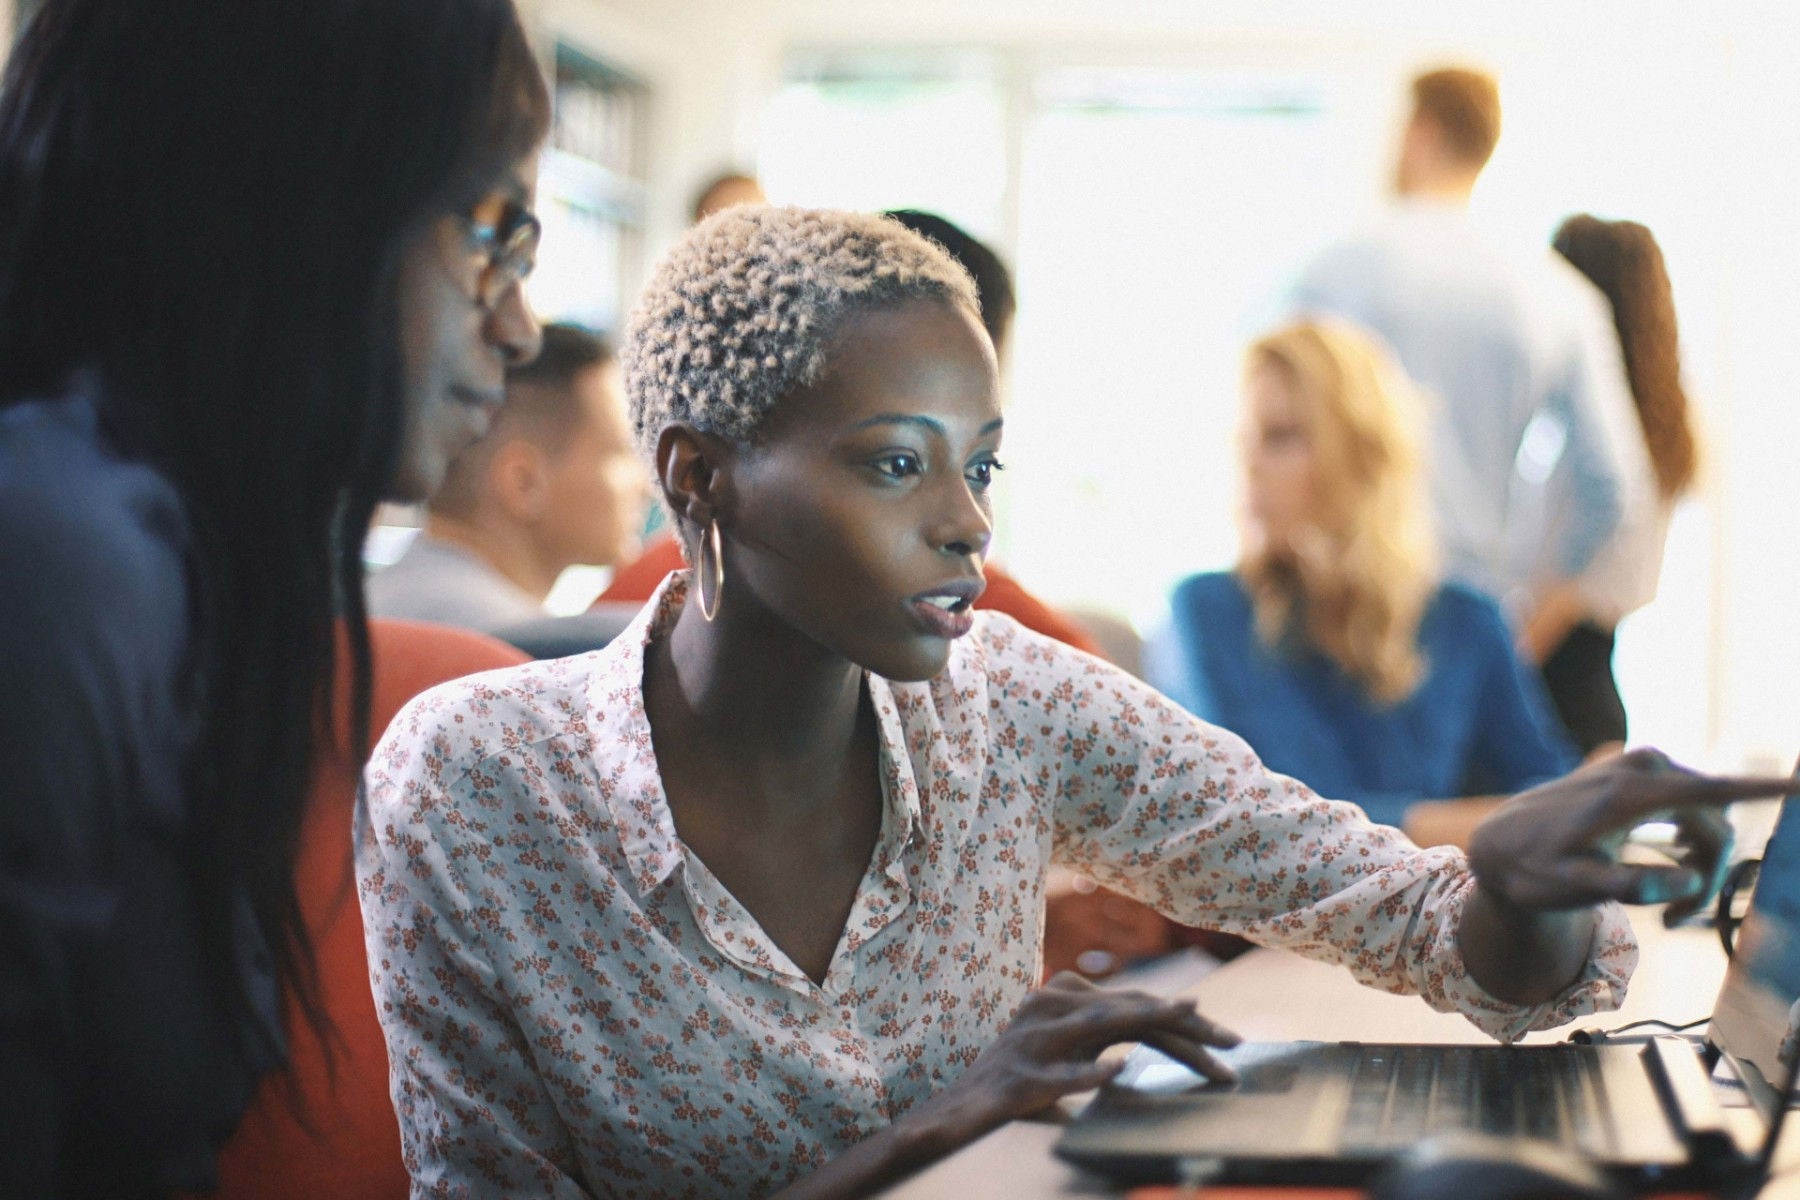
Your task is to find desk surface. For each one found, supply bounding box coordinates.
[882,915,1800,1198]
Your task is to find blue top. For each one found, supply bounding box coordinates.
[0,383,281,1197]
[1147,572,1578,827]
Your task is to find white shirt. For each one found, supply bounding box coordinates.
[355,572,1636,1199]
[1286,200,1656,614]
[1566,495,1676,628]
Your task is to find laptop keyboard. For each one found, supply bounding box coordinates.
[1341,1045,1610,1155]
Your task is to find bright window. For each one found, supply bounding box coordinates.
[1006,73,1342,627]
[757,57,1008,242]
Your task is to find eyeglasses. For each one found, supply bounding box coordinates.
[464,195,541,311]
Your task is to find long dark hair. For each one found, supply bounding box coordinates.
[0,0,548,1039]
[1553,214,1699,499]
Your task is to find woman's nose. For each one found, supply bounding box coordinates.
[935,479,993,560]
[486,280,542,366]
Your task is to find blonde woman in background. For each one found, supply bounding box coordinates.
[1149,320,1578,833]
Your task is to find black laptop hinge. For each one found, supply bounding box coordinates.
[1640,1036,1737,1164]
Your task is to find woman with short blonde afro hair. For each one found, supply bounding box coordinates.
[622,205,979,466]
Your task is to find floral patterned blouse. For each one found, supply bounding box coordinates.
[356,573,1636,1199]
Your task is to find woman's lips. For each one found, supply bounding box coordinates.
[907,577,984,639]
[910,597,976,639]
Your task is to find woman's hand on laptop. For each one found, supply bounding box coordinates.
[1456,749,1793,1006]
[768,973,1243,1200]
[919,973,1240,1138]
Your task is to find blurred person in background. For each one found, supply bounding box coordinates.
[0,0,548,1194]
[369,323,650,653]
[1071,317,1585,981]
[1284,67,1654,649]
[1515,216,1701,752]
[1147,321,1578,831]
[690,169,767,223]
[598,207,1106,659]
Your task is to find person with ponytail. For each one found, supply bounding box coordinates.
[1518,216,1701,753]
[0,2,547,1195]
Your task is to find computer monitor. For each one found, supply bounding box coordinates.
[1707,771,1800,1131]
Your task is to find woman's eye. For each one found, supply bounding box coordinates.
[873,452,923,479]
[967,457,1006,489]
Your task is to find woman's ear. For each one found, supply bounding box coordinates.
[654,423,733,530]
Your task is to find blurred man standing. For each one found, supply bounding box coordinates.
[1284,67,1652,639]
[370,324,649,647]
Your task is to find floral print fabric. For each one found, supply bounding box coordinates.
[356,572,1635,1199]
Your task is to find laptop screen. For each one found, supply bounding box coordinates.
[1707,782,1800,1116]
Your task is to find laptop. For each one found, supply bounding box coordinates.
[1056,778,1800,1192]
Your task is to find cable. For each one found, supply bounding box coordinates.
[1601,1016,1709,1036]
[1567,1016,1708,1044]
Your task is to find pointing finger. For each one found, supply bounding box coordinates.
[1577,773,1794,839]
[1630,773,1794,813]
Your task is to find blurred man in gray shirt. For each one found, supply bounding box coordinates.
[1284,67,1652,633]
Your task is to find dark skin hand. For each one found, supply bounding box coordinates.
[770,973,1242,1200]
[1458,747,1791,1005]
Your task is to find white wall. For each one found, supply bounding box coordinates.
[568,0,1800,769]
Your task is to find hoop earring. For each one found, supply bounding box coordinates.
[696,518,724,622]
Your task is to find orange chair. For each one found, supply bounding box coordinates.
[200,621,529,1200]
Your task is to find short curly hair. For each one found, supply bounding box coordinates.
[622,205,981,464]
